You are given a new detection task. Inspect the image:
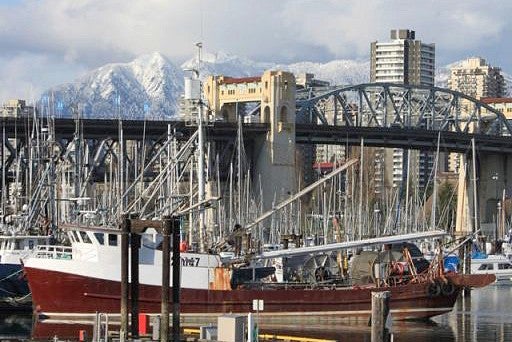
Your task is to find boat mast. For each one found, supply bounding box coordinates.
[237,113,242,225]
[358,138,364,239]
[1,119,5,224]
[195,42,207,252]
[471,137,479,233]
[431,132,441,230]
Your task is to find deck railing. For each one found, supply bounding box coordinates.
[33,245,73,260]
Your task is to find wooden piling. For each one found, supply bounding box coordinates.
[130,232,141,337]
[161,218,171,342]
[171,217,181,342]
[120,215,130,341]
[371,291,390,342]
[463,240,472,297]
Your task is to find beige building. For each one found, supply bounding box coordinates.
[1,99,34,117]
[446,58,506,173]
[481,97,512,119]
[204,70,297,211]
[448,57,505,100]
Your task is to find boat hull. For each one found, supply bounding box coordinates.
[25,267,460,321]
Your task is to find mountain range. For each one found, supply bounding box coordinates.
[41,52,511,119]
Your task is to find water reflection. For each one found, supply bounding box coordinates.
[266,320,454,342]
[0,313,32,340]
[434,285,512,342]
[3,286,512,341]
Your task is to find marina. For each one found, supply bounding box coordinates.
[0,7,511,340]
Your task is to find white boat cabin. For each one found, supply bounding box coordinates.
[471,255,512,282]
[0,235,50,264]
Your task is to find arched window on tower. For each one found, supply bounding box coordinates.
[263,106,270,123]
[280,106,288,123]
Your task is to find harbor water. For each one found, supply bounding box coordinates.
[1,284,511,341]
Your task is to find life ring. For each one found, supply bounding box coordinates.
[441,281,456,296]
[427,281,441,297]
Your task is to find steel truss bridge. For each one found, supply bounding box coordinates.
[0,82,511,177]
[295,82,512,153]
[1,82,511,230]
[1,83,511,168]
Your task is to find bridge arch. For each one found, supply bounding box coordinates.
[296,83,512,137]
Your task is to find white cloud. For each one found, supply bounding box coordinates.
[0,0,510,102]
[0,53,86,103]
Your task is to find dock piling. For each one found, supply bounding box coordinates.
[171,217,181,342]
[130,232,141,337]
[161,218,171,342]
[120,215,130,342]
[371,291,391,342]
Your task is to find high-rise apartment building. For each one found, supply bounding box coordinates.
[446,58,506,173]
[370,29,435,194]
[448,57,505,99]
[371,29,435,86]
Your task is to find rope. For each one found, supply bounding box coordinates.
[0,268,23,283]
[0,286,17,296]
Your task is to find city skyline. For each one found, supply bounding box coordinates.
[0,0,510,103]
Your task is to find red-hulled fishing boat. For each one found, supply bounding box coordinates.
[22,228,494,322]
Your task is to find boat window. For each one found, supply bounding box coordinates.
[79,231,92,244]
[14,241,20,250]
[72,231,80,242]
[29,240,34,250]
[498,263,512,270]
[478,263,494,270]
[94,233,105,245]
[108,234,118,246]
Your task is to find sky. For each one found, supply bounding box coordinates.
[0,0,510,103]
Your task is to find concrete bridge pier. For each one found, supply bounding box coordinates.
[478,153,509,240]
[456,152,510,242]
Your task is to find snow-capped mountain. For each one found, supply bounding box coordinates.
[181,51,273,79]
[282,60,370,86]
[41,52,511,119]
[42,52,184,119]
[181,52,370,86]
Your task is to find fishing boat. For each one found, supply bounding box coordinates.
[0,233,49,310]
[22,227,494,323]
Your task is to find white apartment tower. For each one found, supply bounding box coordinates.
[370,29,435,194]
[371,29,435,86]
